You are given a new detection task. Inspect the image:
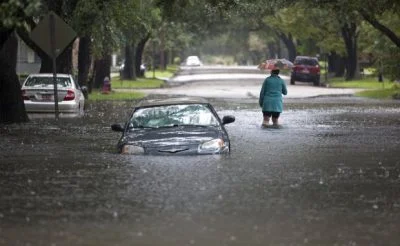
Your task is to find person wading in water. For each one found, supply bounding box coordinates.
[259,69,288,127]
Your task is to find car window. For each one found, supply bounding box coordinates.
[73,78,80,89]
[294,58,318,66]
[129,104,220,128]
[187,56,200,62]
[24,77,72,88]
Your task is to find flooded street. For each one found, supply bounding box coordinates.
[1,97,400,246]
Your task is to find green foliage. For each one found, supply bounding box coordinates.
[111,77,165,89]
[88,90,145,101]
[329,77,394,89]
[0,0,41,28]
[359,12,400,80]
[356,87,400,99]
[71,0,101,35]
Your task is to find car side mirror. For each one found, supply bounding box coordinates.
[111,123,125,132]
[222,115,235,125]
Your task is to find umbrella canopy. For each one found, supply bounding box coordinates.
[258,58,294,71]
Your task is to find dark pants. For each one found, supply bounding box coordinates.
[263,111,280,118]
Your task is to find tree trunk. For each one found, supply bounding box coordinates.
[160,25,165,70]
[328,51,346,77]
[77,36,92,86]
[135,34,150,77]
[277,39,282,58]
[0,29,13,48]
[93,55,111,89]
[277,32,297,62]
[267,43,278,59]
[122,44,134,80]
[0,31,29,123]
[341,22,359,81]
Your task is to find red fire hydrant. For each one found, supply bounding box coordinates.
[102,77,111,94]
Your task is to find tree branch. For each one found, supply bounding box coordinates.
[359,9,400,48]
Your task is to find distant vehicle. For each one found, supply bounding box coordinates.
[111,97,235,155]
[290,56,321,86]
[183,56,203,66]
[21,74,87,116]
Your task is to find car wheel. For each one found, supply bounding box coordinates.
[290,78,295,85]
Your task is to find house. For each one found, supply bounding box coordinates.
[16,35,41,75]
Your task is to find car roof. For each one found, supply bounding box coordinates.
[135,97,209,108]
[27,73,72,78]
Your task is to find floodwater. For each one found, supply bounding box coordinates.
[1,97,400,246]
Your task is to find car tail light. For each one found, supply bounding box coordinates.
[313,65,321,74]
[21,90,29,100]
[293,66,302,72]
[64,90,75,101]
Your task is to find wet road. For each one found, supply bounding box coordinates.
[1,97,400,246]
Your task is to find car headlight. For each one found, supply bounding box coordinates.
[198,139,227,154]
[121,145,145,154]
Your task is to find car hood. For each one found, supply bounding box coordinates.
[119,125,225,154]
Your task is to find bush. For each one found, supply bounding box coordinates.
[173,57,181,65]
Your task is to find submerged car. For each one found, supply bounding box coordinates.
[111,97,235,155]
[21,74,87,115]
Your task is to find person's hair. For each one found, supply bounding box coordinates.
[271,69,280,75]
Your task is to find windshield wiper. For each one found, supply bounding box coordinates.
[170,124,214,128]
[132,125,157,129]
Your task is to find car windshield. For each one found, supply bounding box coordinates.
[187,56,200,62]
[129,104,220,128]
[24,77,72,88]
[294,58,318,66]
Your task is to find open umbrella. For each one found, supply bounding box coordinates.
[258,58,294,71]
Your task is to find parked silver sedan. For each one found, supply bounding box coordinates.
[21,74,86,116]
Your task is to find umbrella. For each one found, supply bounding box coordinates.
[258,58,294,71]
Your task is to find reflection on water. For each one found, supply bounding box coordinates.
[1,99,400,245]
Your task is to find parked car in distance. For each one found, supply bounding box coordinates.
[182,56,203,66]
[290,56,321,86]
[111,97,235,155]
[21,74,87,116]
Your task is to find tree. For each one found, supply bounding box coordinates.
[114,0,161,79]
[0,0,41,123]
[354,0,400,49]
[0,32,29,123]
[16,0,80,74]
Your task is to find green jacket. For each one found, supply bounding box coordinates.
[259,74,288,113]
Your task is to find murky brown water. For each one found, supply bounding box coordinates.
[1,97,400,246]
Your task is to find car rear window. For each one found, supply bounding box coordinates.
[24,77,72,88]
[294,58,318,66]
